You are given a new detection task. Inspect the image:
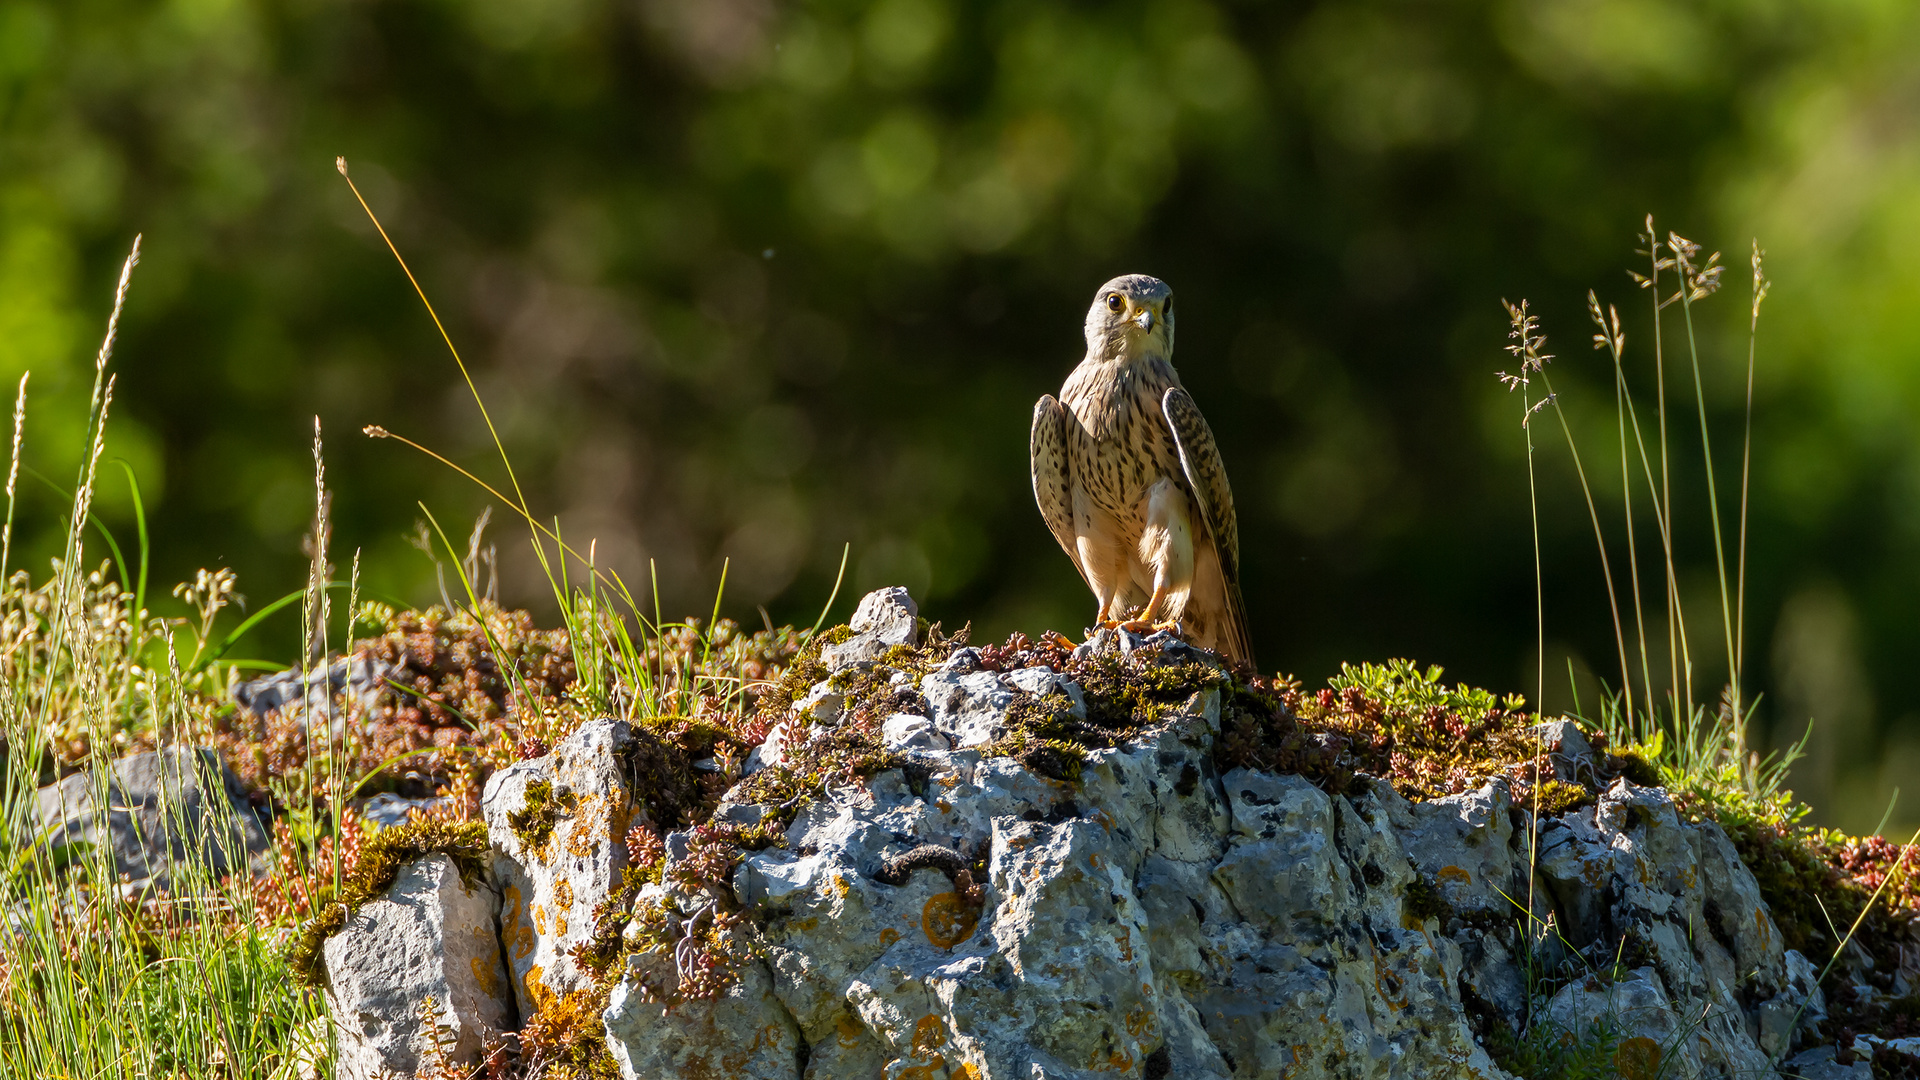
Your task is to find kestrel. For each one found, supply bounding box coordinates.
[1030,274,1254,668]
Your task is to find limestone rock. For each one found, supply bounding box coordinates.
[34,746,270,894]
[1782,1046,1873,1080]
[322,854,513,1080]
[1527,718,1595,783]
[1531,778,1801,1076]
[920,669,1015,748]
[822,587,919,670]
[1545,967,1701,1078]
[483,718,636,1018]
[604,949,803,1080]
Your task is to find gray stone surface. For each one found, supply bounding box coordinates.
[33,746,270,894]
[1782,1046,1873,1080]
[822,587,919,670]
[483,718,637,1019]
[604,947,804,1080]
[304,588,1867,1079]
[322,853,513,1080]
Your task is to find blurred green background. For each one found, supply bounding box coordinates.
[2,0,1917,831]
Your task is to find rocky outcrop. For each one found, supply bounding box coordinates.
[34,746,270,894]
[483,718,639,1018]
[308,588,1843,1079]
[323,853,514,1080]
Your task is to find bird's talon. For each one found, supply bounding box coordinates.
[1042,630,1082,649]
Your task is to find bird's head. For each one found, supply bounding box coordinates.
[1084,274,1175,361]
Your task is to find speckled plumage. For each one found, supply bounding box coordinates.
[1031,274,1254,667]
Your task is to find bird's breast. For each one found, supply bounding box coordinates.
[1059,360,1183,517]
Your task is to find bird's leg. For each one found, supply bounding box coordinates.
[1122,479,1194,636]
[1118,586,1184,635]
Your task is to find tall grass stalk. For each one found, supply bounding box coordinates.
[0,235,324,1077]
[1498,300,1552,712]
[1634,217,1692,716]
[1670,236,1739,727]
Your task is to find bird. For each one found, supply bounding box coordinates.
[1030,274,1254,668]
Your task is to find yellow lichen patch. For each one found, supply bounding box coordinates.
[911,1015,946,1057]
[898,1056,945,1080]
[1123,1002,1154,1039]
[922,893,978,949]
[524,965,554,1011]
[1437,865,1471,885]
[835,1012,866,1048]
[534,904,548,935]
[1613,1036,1661,1080]
[472,954,501,998]
[880,927,901,946]
[953,1065,982,1080]
[555,879,574,910]
[1113,927,1133,963]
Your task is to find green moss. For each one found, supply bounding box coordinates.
[287,817,491,985]
[1610,750,1661,788]
[1534,778,1594,816]
[508,779,574,850]
[1403,876,1452,924]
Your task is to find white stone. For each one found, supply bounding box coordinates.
[1004,666,1088,718]
[483,718,636,1019]
[881,712,949,752]
[821,587,920,671]
[322,854,512,1080]
[920,669,1015,748]
[604,950,803,1080]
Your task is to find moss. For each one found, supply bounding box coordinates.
[519,987,622,1080]
[508,779,573,850]
[1534,778,1594,816]
[287,817,491,985]
[1403,876,1452,924]
[1610,750,1661,788]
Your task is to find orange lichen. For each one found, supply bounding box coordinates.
[922,893,978,949]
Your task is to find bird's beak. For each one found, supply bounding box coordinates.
[1134,308,1154,332]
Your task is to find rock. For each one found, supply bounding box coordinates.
[798,681,846,725]
[306,611,1853,1079]
[34,746,270,894]
[822,587,919,671]
[232,653,394,730]
[1527,718,1595,783]
[1782,1046,1873,1080]
[1545,967,1700,1078]
[1531,778,1790,1077]
[356,793,449,831]
[920,669,1015,748]
[717,689,1510,1080]
[322,854,513,1080]
[1004,666,1088,719]
[881,712,949,753]
[483,718,636,1019]
[604,947,803,1080]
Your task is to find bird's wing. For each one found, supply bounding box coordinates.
[1031,395,1090,590]
[1162,386,1255,667]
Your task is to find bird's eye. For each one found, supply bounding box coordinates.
[1163,297,1174,320]
[1105,294,1124,313]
